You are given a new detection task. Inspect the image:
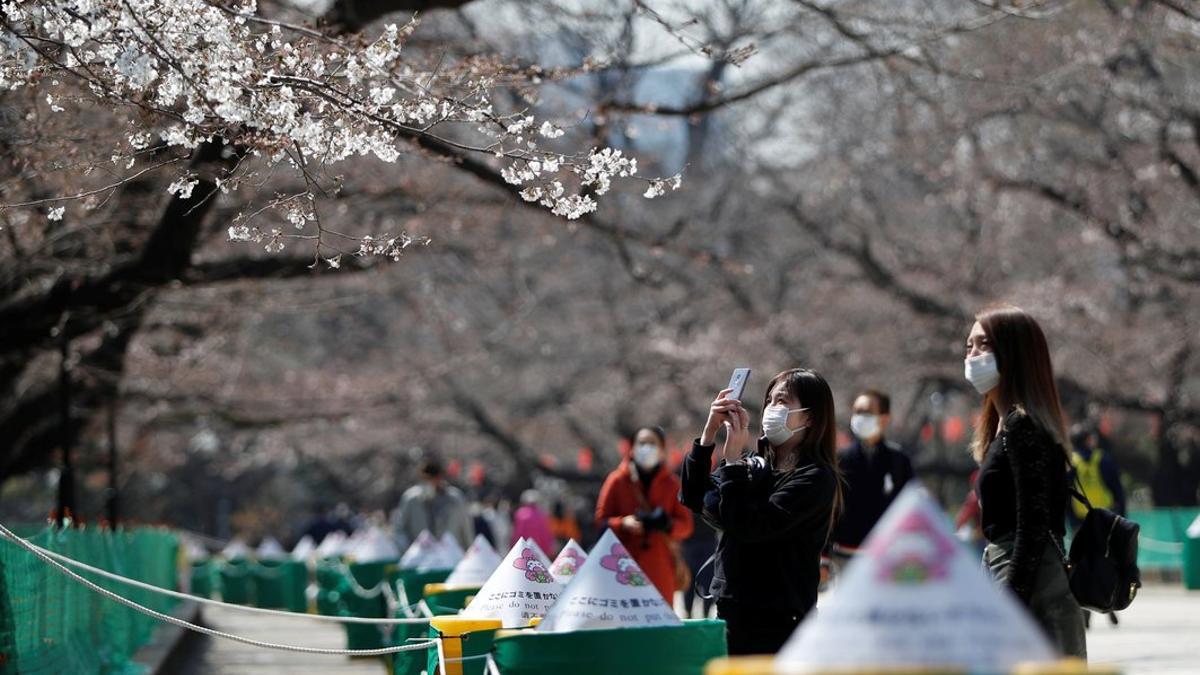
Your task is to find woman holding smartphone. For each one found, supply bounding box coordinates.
[965,305,1086,658]
[679,368,841,655]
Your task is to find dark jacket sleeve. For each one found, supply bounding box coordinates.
[899,447,916,488]
[706,462,833,543]
[897,449,912,492]
[1004,411,1058,603]
[679,439,717,513]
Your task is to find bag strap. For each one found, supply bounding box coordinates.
[694,544,718,601]
[1068,471,1093,512]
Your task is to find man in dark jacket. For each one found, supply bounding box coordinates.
[832,389,915,551]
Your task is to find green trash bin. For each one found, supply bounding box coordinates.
[339,560,399,651]
[253,560,307,611]
[491,620,727,675]
[189,559,215,599]
[316,558,345,615]
[389,618,434,675]
[1184,514,1200,590]
[219,558,252,605]
[396,568,453,609]
[423,583,480,614]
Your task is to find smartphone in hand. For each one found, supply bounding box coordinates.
[726,368,751,402]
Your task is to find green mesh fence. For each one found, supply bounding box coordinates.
[0,526,180,675]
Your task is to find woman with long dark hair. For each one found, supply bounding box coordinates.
[679,368,841,655]
[965,305,1086,658]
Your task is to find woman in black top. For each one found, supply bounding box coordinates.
[679,368,841,655]
[964,305,1086,659]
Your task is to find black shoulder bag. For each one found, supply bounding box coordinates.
[1052,479,1141,613]
[1002,426,1141,613]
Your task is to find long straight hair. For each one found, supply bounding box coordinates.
[758,368,843,537]
[970,305,1071,463]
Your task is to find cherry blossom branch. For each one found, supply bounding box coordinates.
[0,0,680,262]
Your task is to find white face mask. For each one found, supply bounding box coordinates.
[964,352,1000,394]
[632,443,661,471]
[762,404,808,447]
[850,413,882,441]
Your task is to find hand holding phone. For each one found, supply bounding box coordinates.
[726,368,751,402]
[701,368,751,446]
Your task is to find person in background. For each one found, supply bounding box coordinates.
[832,389,914,555]
[511,489,556,555]
[549,498,582,548]
[295,502,355,547]
[966,305,1086,658]
[1068,423,1126,523]
[596,426,695,604]
[485,494,513,551]
[953,469,985,554]
[390,453,474,550]
[470,501,496,547]
[1069,423,1126,628]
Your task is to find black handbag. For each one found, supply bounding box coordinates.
[1053,483,1142,613]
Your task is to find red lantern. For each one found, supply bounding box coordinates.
[577,447,594,473]
[943,416,966,444]
[836,430,851,449]
[468,461,485,486]
[920,423,934,443]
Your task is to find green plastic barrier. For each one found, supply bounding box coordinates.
[423,584,480,614]
[396,568,452,607]
[1184,515,1200,590]
[389,620,433,675]
[0,526,179,675]
[491,619,727,675]
[340,560,401,651]
[189,559,215,599]
[316,558,344,615]
[385,575,456,675]
[1127,508,1200,571]
[252,560,307,612]
[219,558,252,604]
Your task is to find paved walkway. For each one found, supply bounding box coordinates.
[171,604,391,675]
[1086,585,1200,675]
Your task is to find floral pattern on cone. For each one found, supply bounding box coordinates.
[462,538,564,628]
[549,539,588,581]
[536,529,681,632]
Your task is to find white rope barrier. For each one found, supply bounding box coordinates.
[1139,536,1186,553]
[334,560,388,598]
[0,523,438,656]
[0,524,430,626]
[417,599,435,618]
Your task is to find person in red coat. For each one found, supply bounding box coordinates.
[596,426,694,603]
